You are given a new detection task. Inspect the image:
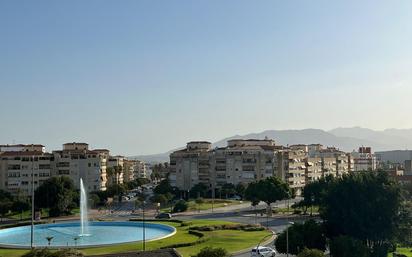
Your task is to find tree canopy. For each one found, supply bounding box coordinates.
[275,220,326,254]
[321,172,401,246]
[245,177,291,206]
[35,176,77,217]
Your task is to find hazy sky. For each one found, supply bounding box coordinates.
[1,0,412,155]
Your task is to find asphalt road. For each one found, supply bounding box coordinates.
[103,197,304,257]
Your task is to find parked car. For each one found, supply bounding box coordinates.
[229,195,242,201]
[155,213,172,219]
[251,246,277,257]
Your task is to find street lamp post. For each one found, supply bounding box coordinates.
[311,194,315,216]
[211,184,215,213]
[287,221,294,257]
[30,155,35,249]
[142,200,146,251]
[255,233,275,255]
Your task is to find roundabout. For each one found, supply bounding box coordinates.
[0,221,176,248]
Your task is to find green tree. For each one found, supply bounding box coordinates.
[299,175,335,214]
[88,193,101,208]
[297,248,324,257]
[275,220,326,254]
[35,176,77,217]
[12,199,30,220]
[173,200,188,213]
[190,183,208,198]
[0,200,12,221]
[321,172,401,255]
[154,178,174,195]
[221,183,236,198]
[191,247,228,257]
[106,184,126,198]
[0,189,13,202]
[106,167,115,185]
[329,235,369,257]
[245,177,291,211]
[114,165,123,184]
[151,194,168,206]
[235,183,246,198]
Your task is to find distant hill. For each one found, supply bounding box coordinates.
[328,127,412,150]
[131,127,412,164]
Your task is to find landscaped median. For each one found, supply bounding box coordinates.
[0,219,271,257]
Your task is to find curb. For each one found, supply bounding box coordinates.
[230,230,277,256]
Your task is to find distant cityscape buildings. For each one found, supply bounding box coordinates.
[0,143,147,196]
[4,138,412,197]
[170,139,378,195]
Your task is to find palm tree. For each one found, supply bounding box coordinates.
[46,236,54,246]
[106,167,114,186]
[114,165,123,185]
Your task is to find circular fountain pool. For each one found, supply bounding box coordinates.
[0,221,176,248]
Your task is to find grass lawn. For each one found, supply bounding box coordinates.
[390,248,412,256]
[6,208,80,221]
[161,199,247,213]
[0,219,270,257]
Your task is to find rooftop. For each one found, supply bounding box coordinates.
[0,151,48,157]
[0,144,45,147]
[63,142,89,145]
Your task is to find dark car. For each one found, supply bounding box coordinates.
[155,213,172,219]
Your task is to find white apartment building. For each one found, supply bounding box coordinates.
[352,147,377,171]
[0,148,52,196]
[211,139,280,188]
[170,141,212,191]
[170,139,308,195]
[170,140,359,196]
[52,143,108,192]
[107,156,125,186]
[0,142,145,196]
[133,160,147,179]
[0,144,45,153]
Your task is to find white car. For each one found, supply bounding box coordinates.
[251,246,277,257]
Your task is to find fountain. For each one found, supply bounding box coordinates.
[79,178,89,236]
[0,179,176,248]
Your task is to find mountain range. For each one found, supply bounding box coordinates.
[131,127,412,164]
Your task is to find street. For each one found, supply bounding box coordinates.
[101,197,304,257]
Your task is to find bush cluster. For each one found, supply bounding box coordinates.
[190,223,264,232]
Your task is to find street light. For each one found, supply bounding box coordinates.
[255,232,275,255]
[286,221,294,257]
[30,155,35,249]
[142,200,146,251]
[311,194,315,216]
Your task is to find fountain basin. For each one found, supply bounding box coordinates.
[0,221,176,248]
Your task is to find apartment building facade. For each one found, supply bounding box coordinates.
[352,147,377,171]
[0,143,147,196]
[0,149,53,196]
[107,155,125,186]
[169,141,212,191]
[170,140,359,196]
[52,143,108,192]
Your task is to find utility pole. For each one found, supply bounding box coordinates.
[142,201,146,251]
[30,155,35,249]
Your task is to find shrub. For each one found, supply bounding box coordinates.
[329,235,369,257]
[173,200,188,213]
[180,221,193,227]
[190,224,264,232]
[275,220,326,254]
[191,247,229,257]
[22,249,83,257]
[297,248,324,257]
